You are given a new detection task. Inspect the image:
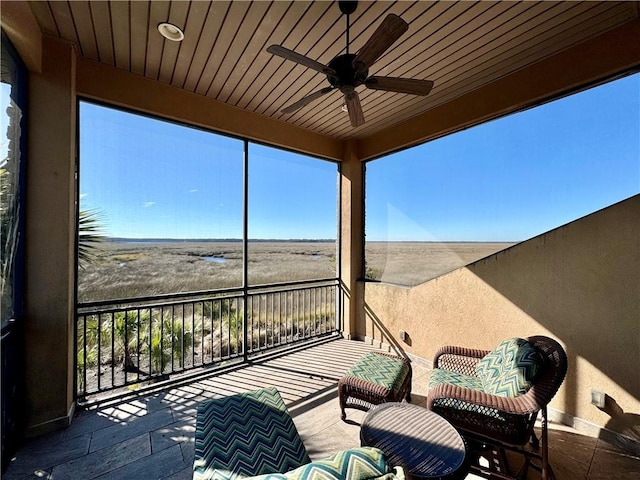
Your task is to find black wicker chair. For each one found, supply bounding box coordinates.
[427,336,568,480]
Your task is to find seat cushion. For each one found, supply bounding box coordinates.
[249,447,396,480]
[475,338,544,397]
[345,352,410,395]
[428,368,484,392]
[194,387,310,480]
[428,369,504,420]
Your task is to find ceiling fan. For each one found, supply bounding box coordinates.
[266,1,434,128]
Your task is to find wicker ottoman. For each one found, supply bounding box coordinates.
[338,351,412,421]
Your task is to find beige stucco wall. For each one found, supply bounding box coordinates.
[362,195,640,439]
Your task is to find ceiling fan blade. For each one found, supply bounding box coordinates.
[267,45,335,75]
[281,87,334,114]
[353,14,408,70]
[365,76,434,96]
[344,89,365,127]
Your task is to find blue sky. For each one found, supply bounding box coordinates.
[0,83,11,162]
[366,73,639,241]
[79,105,337,239]
[80,73,639,241]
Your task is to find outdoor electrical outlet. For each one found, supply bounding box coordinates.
[399,330,408,342]
[591,389,606,408]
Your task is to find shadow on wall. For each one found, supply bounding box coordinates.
[363,303,410,359]
[468,195,640,441]
[600,395,640,455]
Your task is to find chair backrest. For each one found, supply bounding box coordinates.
[524,335,568,411]
[194,387,310,480]
[475,337,545,397]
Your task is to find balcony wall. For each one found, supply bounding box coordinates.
[362,194,640,440]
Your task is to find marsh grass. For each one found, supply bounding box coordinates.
[365,241,515,285]
[78,240,337,303]
[78,240,514,302]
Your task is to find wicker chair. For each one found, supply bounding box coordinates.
[427,336,568,480]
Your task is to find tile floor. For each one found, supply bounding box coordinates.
[3,338,639,479]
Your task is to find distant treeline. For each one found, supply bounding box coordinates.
[107,238,337,243]
[107,238,514,244]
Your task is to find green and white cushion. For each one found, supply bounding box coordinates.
[345,352,409,395]
[249,447,399,480]
[475,338,544,397]
[428,368,484,392]
[428,368,500,418]
[194,387,310,480]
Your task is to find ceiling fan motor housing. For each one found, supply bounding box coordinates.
[327,54,369,89]
[338,1,358,15]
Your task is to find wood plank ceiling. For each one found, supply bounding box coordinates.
[29,1,639,140]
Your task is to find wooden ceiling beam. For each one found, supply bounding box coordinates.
[75,57,346,162]
[1,0,43,73]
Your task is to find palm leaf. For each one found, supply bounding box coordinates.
[78,209,106,268]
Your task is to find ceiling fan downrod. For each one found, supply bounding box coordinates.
[346,12,349,55]
[339,1,358,54]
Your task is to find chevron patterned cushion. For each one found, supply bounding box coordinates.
[194,387,310,480]
[345,352,409,395]
[249,447,396,480]
[428,368,484,392]
[475,338,544,397]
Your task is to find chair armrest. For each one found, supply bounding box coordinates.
[427,382,541,416]
[433,345,490,375]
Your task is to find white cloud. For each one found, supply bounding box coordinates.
[143,201,156,208]
[79,193,88,199]
[188,189,198,193]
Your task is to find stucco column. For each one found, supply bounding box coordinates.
[339,141,365,339]
[25,37,77,436]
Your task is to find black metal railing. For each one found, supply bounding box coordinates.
[76,278,340,398]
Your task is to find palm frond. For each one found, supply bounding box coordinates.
[78,209,107,268]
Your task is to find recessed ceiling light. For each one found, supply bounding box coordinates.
[157,22,184,42]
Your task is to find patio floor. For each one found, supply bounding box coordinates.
[4,338,639,479]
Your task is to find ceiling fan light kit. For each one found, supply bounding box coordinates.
[266,1,434,128]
